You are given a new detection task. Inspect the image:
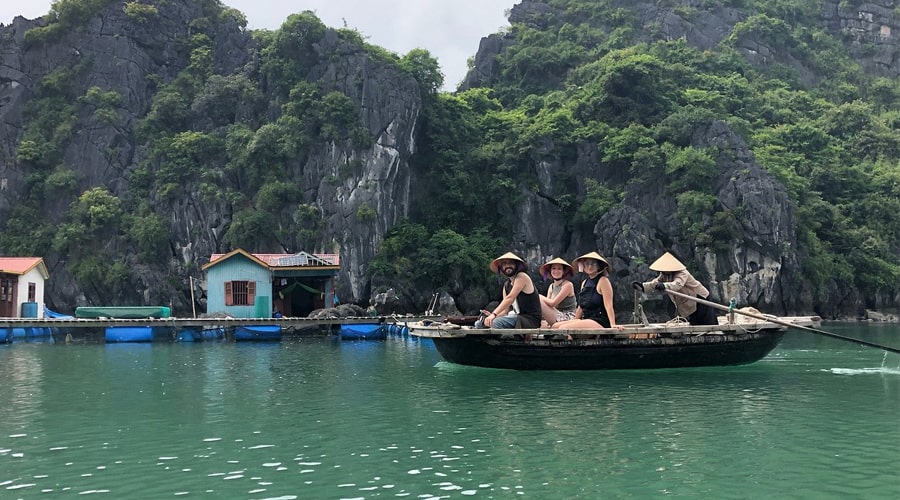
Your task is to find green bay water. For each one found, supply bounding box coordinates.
[1,323,898,499]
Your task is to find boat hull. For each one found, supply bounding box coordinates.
[428,330,787,370]
[411,315,823,370]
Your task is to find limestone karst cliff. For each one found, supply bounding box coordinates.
[1,0,897,320]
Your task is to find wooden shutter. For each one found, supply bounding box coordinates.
[225,281,233,306]
[247,281,256,305]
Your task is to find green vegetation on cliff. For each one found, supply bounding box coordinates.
[373,0,899,305]
[0,0,896,313]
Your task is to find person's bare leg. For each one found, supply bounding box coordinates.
[540,299,557,326]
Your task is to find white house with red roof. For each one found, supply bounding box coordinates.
[0,257,49,318]
[202,249,340,318]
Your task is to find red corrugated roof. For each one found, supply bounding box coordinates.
[254,253,339,267]
[0,257,47,276]
[206,251,339,269]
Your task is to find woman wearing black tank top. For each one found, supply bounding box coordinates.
[551,251,621,330]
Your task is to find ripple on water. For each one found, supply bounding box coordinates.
[0,332,896,498]
[828,366,900,375]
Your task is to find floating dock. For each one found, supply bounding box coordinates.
[0,315,438,330]
[0,315,439,343]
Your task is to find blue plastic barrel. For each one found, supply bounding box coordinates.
[21,302,38,318]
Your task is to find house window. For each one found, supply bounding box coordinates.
[28,283,36,302]
[225,281,256,306]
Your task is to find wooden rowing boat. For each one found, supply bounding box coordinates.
[408,315,821,370]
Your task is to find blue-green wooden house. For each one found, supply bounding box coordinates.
[202,249,340,318]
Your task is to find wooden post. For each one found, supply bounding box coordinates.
[190,276,197,318]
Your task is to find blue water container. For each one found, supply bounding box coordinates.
[339,323,386,340]
[234,325,281,341]
[176,327,225,342]
[106,326,154,342]
[21,302,38,318]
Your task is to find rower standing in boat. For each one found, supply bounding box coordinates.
[552,252,621,330]
[632,251,718,326]
[475,252,542,329]
[538,257,577,327]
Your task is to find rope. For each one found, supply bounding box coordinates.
[736,323,765,334]
[666,316,689,326]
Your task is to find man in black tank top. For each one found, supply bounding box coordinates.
[475,252,542,329]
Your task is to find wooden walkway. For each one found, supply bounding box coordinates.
[0,315,440,329]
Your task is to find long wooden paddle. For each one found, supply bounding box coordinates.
[663,288,900,354]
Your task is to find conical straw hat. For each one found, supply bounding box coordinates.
[649,252,686,272]
[489,252,526,273]
[539,257,574,279]
[572,251,611,272]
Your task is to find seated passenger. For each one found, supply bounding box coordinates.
[552,252,620,330]
[538,257,576,327]
[474,252,542,329]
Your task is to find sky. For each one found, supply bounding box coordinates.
[0,1,512,91]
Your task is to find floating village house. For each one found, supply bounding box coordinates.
[0,257,49,318]
[202,249,340,318]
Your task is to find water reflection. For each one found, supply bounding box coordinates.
[0,324,896,497]
[0,345,45,430]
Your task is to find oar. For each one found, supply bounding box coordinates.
[662,288,900,354]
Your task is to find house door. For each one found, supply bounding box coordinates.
[273,278,327,318]
[0,277,17,317]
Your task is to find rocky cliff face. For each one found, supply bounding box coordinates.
[458,0,899,319]
[465,0,899,89]
[614,122,805,318]
[0,2,421,312]
[1,1,896,319]
[1,3,255,308]
[822,0,899,78]
[303,31,421,302]
[470,117,807,320]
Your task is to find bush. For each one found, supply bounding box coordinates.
[123,2,158,23]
